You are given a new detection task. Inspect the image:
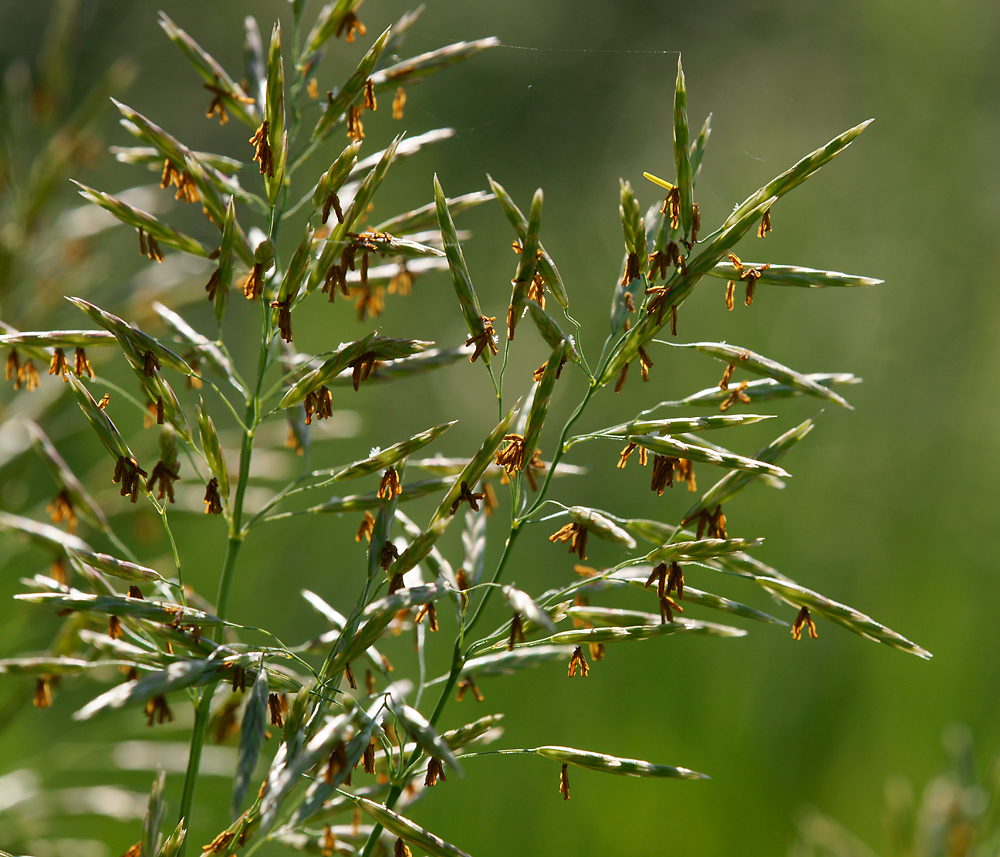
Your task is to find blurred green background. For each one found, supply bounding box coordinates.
[1,0,999,855]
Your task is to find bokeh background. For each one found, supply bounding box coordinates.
[1,0,999,855]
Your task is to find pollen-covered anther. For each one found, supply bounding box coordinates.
[160,158,199,203]
[617,441,639,469]
[650,454,679,495]
[549,523,588,560]
[347,105,364,142]
[34,676,53,709]
[47,490,77,533]
[424,757,447,787]
[356,511,375,543]
[349,351,378,391]
[242,263,265,301]
[757,207,772,239]
[638,346,653,382]
[249,120,274,177]
[528,272,546,308]
[568,646,590,677]
[337,11,367,42]
[364,78,376,110]
[647,250,669,281]
[644,283,673,325]
[792,606,818,641]
[74,347,94,379]
[465,316,499,363]
[620,251,641,286]
[719,363,735,391]
[494,433,526,477]
[203,477,223,515]
[660,186,681,229]
[720,380,751,412]
[450,480,486,515]
[392,87,406,119]
[415,602,439,632]
[48,348,70,380]
[560,763,571,800]
[137,227,164,262]
[394,839,413,857]
[377,466,402,499]
[658,594,682,624]
[675,458,696,492]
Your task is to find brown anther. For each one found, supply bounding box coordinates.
[268,692,284,727]
[202,829,235,856]
[108,615,123,639]
[74,347,94,379]
[5,349,19,385]
[720,380,751,412]
[249,120,274,177]
[560,763,571,800]
[660,186,681,229]
[270,299,293,343]
[160,159,199,203]
[483,482,498,516]
[380,542,399,572]
[647,251,669,282]
[620,251,640,286]
[638,345,653,382]
[549,523,588,560]
[144,695,173,726]
[323,263,349,302]
[13,358,40,391]
[363,737,377,773]
[666,561,684,600]
[48,348,69,380]
[50,558,68,586]
[692,202,701,243]
[675,458,696,492]
[574,564,597,578]
[205,268,221,302]
[792,605,818,641]
[507,612,525,651]
[364,78,376,110]
[494,433,526,477]
[203,477,223,515]
[337,11,367,42]
[617,441,638,469]
[113,457,148,504]
[533,362,546,382]
[360,251,370,285]
[305,77,319,99]
[127,585,144,600]
[650,454,678,495]
[424,757,447,787]
[349,351,378,391]
[315,385,333,421]
[352,283,386,320]
[528,272,546,309]
[659,594,682,624]
[392,87,406,120]
[644,283,673,326]
[757,208,772,239]
[356,511,376,543]
[465,316,499,363]
[344,662,357,690]
[137,227,164,263]
[365,670,375,695]
[377,466,402,499]
[719,363,735,390]
[242,262,265,300]
[231,665,247,694]
[670,304,678,336]
[415,601,439,632]
[450,480,486,515]
[322,191,343,225]
[347,105,364,141]
[394,839,412,857]
[645,562,669,599]
[46,490,76,534]
[456,676,483,702]
[97,394,110,409]
[568,646,590,677]
[614,361,630,393]
[589,642,605,660]
[389,263,413,295]
[34,676,53,709]
[142,350,160,377]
